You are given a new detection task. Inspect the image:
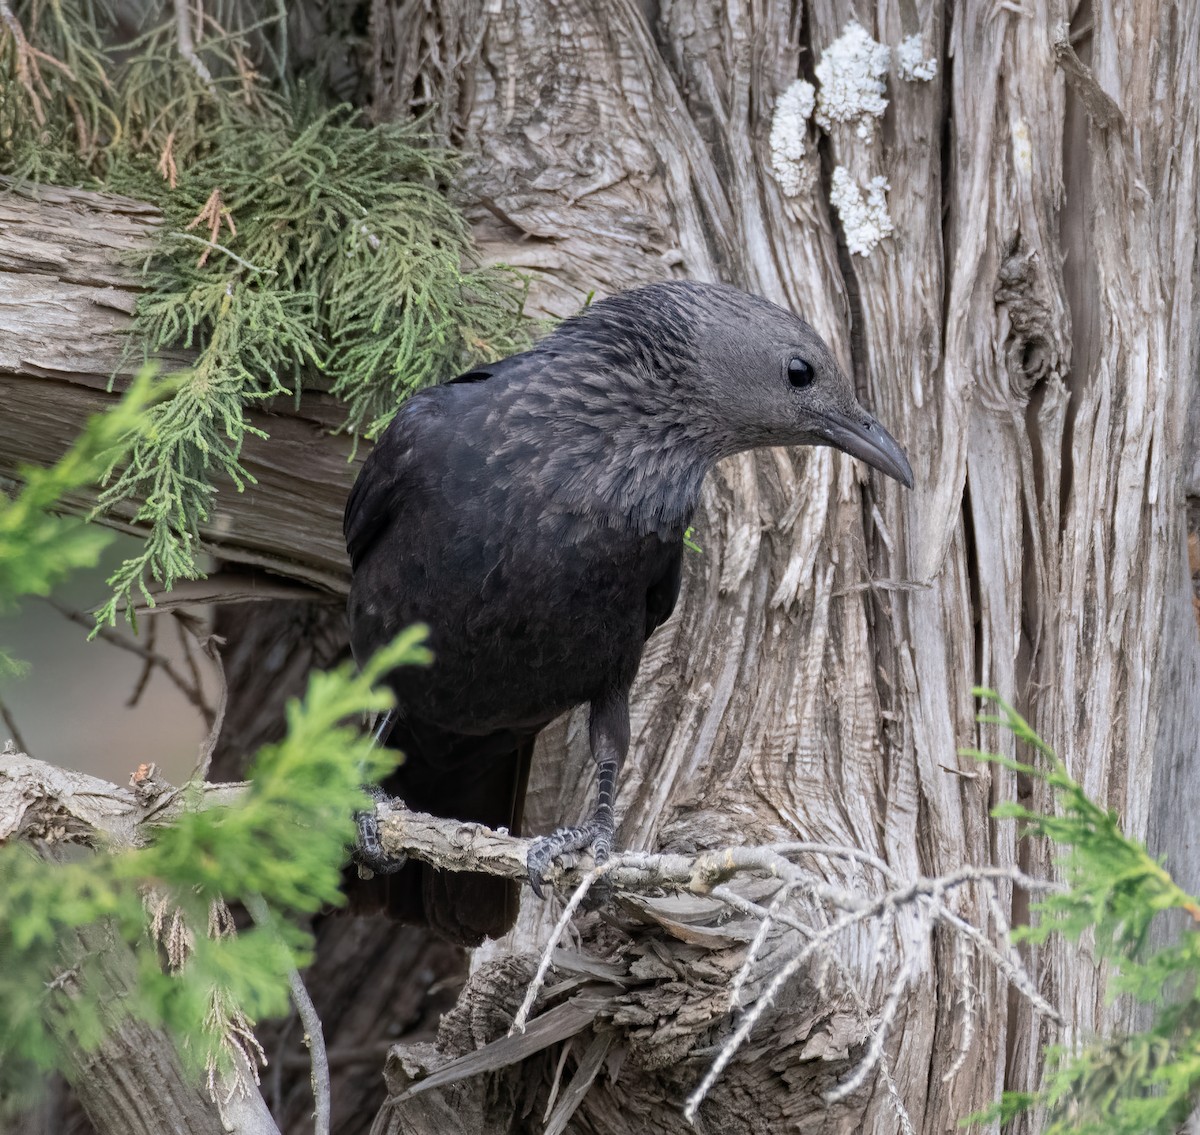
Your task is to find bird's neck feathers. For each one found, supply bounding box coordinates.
[500,293,743,535]
[545,426,716,536]
[506,360,727,537]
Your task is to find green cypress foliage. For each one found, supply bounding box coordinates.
[0,628,425,1113]
[0,368,166,672]
[968,692,1200,1133]
[0,377,430,1113]
[0,2,531,625]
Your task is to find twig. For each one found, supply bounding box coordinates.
[174,614,209,712]
[942,931,976,1083]
[543,1036,575,1121]
[510,866,607,1035]
[932,902,1061,1024]
[169,610,226,781]
[41,598,211,722]
[1051,21,1125,131]
[191,633,227,781]
[173,0,216,94]
[831,579,934,598]
[765,841,900,883]
[727,878,793,1009]
[683,864,1063,1123]
[126,617,158,708]
[280,1042,394,1070]
[0,693,30,755]
[878,1059,918,1135]
[684,901,886,1122]
[710,879,917,1128]
[172,613,216,729]
[824,955,914,1103]
[165,231,277,274]
[244,894,330,1135]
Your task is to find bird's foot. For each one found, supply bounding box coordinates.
[354,785,408,877]
[526,814,615,898]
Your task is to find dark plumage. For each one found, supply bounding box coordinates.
[344,280,913,945]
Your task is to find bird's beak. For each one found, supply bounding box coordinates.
[815,408,914,488]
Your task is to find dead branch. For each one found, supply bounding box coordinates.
[245,894,330,1135]
[41,597,214,722]
[0,750,1064,1128]
[0,183,358,596]
[0,696,30,754]
[172,0,216,94]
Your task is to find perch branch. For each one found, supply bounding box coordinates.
[0,752,1064,1125]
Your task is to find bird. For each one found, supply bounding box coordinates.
[343,280,913,945]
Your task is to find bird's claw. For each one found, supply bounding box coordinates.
[354,785,408,877]
[526,817,613,897]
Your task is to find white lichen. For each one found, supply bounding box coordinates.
[896,35,938,82]
[815,21,891,141]
[768,79,817,197]
[830,167,894,256]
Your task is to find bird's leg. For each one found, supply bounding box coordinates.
[527,692,629,897]
[354,710,407,876]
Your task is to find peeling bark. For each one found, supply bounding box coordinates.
[371,1,1200,1131]
[3,0,1200,1131]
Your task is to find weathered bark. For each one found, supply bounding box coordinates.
[4,0,1200,1131]
[0,183,356,595]
[368,0,1200,1132]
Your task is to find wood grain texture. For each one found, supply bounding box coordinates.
[4,0,1199,1129]
[371,1,1200,1132]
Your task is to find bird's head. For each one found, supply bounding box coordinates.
[593,281,914,489]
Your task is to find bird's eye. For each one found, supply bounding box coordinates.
[787,357,815,389]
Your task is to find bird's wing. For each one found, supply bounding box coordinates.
[343,355,531,570]
[644,545,684,639]
[344,396,443,571]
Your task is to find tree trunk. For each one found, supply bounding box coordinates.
[367,0,1200,1131]
[4,1,1199,1132]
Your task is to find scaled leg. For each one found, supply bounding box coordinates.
[526,691,630,895]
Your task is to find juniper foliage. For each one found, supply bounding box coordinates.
[0,1,532,626]
[0,368,166,673]
[0,379,431,1115]
[969,691,1200,1134]
[0,629,425,1115]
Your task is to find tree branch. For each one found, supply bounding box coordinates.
[0,182,357,597]
[0,750,1065,1131]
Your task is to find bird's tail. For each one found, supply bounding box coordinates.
[342,723,534,947]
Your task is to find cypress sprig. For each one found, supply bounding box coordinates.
[0,381,432,1113]
[968,691,1200,1133]
[1,3,532,625]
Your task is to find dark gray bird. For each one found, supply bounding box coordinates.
[344,280,912,945]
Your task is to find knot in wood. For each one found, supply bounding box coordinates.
[995,240,1065,397]
[688,850,738,892]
